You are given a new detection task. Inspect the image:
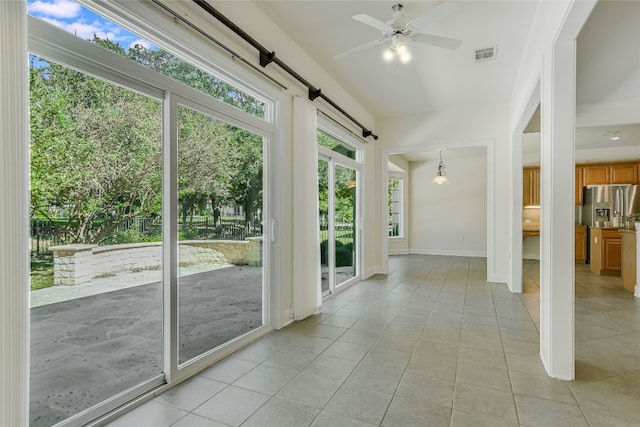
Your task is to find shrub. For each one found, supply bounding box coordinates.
[179,226,199,240]
[320,239,352,265]
[335,247,353,267]
[320,239,329,264]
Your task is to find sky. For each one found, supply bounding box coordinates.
[27,0,153,50]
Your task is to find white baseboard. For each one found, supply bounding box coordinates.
[409,248,487,257]
[635,285,640,298]
[389,249,410,255]
[488,274,507,284]
[364,266,379,279]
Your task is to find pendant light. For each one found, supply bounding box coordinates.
[432,150,449,184]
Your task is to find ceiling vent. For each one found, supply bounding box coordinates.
[475,46,497,62]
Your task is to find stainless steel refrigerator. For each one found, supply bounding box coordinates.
[583,185,640,227]
[582,184,640,264]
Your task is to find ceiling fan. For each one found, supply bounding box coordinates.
[335,2,463,62]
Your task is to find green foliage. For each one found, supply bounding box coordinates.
[320,239,329,265]
[335,247,353,267]
[179,226,199,241]
[320,239,354,266]
[103,228,162,245]
[30,256,54,291]
[30,57,162,244]
[317,133,357,222]
[29,35,265,245]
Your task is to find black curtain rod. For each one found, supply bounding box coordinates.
[192,0,379,141]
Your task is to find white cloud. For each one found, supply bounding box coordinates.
[129,39,152,50]
[41,17,120,43]
[28,0,81,19]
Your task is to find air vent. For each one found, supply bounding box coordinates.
[475,46,497,62]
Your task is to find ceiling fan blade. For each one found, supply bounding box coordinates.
[335,38,388,60]
[353,14,392,32]
[411,33,462,50]
[407,1,459,31]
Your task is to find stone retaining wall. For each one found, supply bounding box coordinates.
[49,238,262,286]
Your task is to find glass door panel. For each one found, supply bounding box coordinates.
[177,105,265,365]
[29,56,163,426]
[334,165,357,287]
[318,158,330,295]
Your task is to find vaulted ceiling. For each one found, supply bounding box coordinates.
[254,0,538,118]
[252,0,639,162]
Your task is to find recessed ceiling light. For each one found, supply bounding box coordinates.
[610,136,621,141]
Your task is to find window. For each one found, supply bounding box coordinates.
[388,177,403,237]
[27,3,274,425]
[28,0,267,119]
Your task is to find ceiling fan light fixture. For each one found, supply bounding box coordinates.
[399,50,412,64]
[383,49,395,62]
[335,2,462,62]
[395,43,408,55]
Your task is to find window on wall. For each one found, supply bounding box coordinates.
[27,3,274,425]
[388,177,403,237]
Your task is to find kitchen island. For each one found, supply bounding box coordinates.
[590,227,622,276]
[621,229,637,293]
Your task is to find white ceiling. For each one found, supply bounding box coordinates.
[255,0,538,118]
[253,0,639,164]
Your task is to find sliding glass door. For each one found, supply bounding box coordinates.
[29,55,165,426]
[334,164,357,287]
[176,103,266,365]
[317,130,361,296]
[27,7,273,425]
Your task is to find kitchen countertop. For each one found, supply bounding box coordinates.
[592,227,636,232]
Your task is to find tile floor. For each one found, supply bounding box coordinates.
[106,255,640,427]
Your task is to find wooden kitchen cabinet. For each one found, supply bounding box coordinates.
[575,167,583,206]
[610,163,638,184]
[603,237,622,271]
[523,167,540,206]
[590,228,622,275]
[580,161,640,186]
[583,165,609,185]
[575,225,587,263]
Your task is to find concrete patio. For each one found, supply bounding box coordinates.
[29,265,262,427]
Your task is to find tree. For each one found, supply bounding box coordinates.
[177,107,240,226]
[30,35,266,244]
[29,55,162,243]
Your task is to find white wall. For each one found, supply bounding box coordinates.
[378,103,510,282]
[409,149,487,256]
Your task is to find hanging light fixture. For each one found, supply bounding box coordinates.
[432,150,449,184]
